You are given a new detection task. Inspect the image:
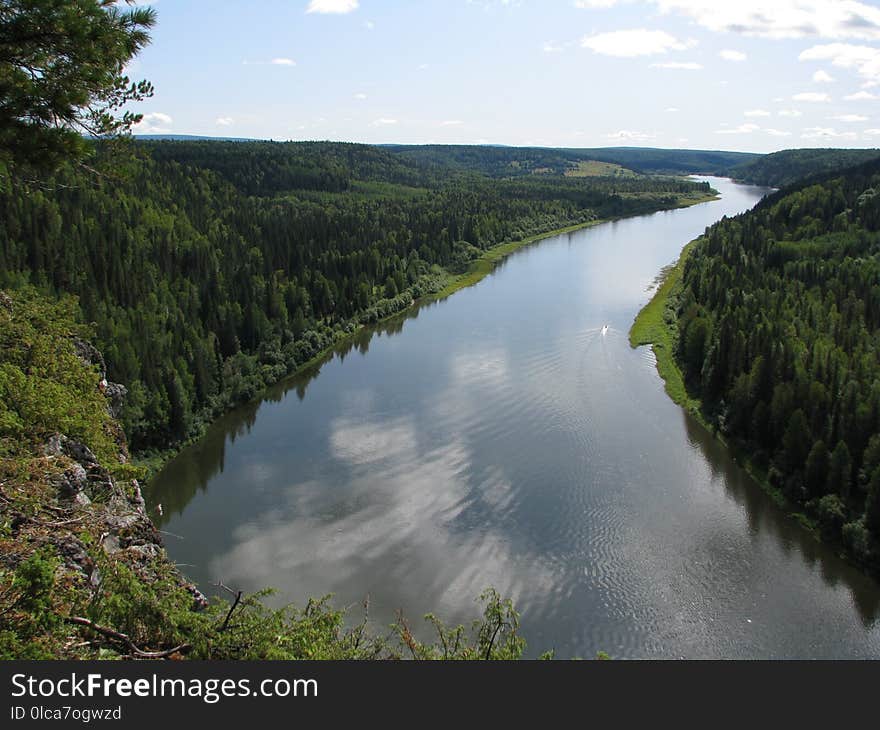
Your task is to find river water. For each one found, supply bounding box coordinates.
[149,178,880,658]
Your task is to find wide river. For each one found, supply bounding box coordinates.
[149,178,880,659]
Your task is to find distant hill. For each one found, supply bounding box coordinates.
[729,148,880,188]
[387,145,759,177]
[568,147,759,175]
[138,139,434,195]
[135,134,258,143]
[135,138,759,179]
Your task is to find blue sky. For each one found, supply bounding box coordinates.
[128,0,880,153]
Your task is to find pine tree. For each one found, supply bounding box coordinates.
[0,0,156,172]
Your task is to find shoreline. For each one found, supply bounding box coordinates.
[433,192,719,303]
[627,237,860,566]
[138,191,719,483]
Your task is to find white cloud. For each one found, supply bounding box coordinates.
[651,61,702,69]
[306,0,359,14]
[719,49,747,62]
[371,118,398,126]
[715,122,761,134]
[329,417,417,465]
[653,0,880,40]
[813,69,835,82]
[441,120,464,126]
[832,113,869,121]
[364,20,375,30]
[715,122,792,137]
[801,126,857,139]
[543,41,565,53]
[744,109,771,117]
[133,112,172,134]
[665,107,680,112]
[354,92,368,100]
[864,128,880,135]
[574,0,619,7]
[581,29,694,57]
[215,117,234,127]
[605,129,656,142]
[271,58,296,66]
[800,43,880,83]
[845,90,878,100]
[793,91,831,101]
[778,108,804,117]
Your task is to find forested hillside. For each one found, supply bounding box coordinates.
[388,145,757,178]
[0,140,712,453]
[675,158,880,570]
[0,287,533,659]
[729,148,880,188]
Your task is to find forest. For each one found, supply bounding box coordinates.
[388,144,758,178]
[728,147,880,188]
[0,139,713,453]
[675,156,880,570]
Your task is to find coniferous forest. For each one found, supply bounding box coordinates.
[676,157,880,569]
[8,0,880,667]
[0,140,713,452]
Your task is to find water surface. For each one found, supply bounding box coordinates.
[150,178,880,658]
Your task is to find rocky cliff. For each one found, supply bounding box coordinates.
[0,289,206,659]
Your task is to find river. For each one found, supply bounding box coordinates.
[148,177,880,659]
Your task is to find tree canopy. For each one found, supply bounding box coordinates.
[674,156,880,571]
[0,139,713,451]
[0,0,155,173]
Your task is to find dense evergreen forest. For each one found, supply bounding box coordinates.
[729,148,880,188]
[675,157,880,570]
[0,140,712,453]
[388,144,757,178]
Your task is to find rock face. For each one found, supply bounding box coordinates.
[42,432,209,611]
[73,337,106,376]
[103,382,128,419]
[71,336,128,420]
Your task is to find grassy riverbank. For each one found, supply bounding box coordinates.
[629,239,823,535]
[433,219,607,300]
[436,192,718,302]
[139,193,717,482]
[629,237,702,412]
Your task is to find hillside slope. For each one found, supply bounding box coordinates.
[0,141,712,454]
[663,157,880,572]
[388,144,757,177]
[729,147,880,188]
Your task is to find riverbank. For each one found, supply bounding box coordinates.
[629,238,833,549]
[629,236,701,413]
[434,192,717,302]
[138,191,717,483]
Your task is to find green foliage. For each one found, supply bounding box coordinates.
[0,288,118,463]
[0,141,710,453]
[815,494,847,539]
[396,589,526,660]
[10,549,58,623]
[0,549,61,659]
[0,0,156,173]
[805,441,830,499]
[389,144,756,177]
[674,156,880,572]
[730,148,880,188]
[629,239,704,413]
